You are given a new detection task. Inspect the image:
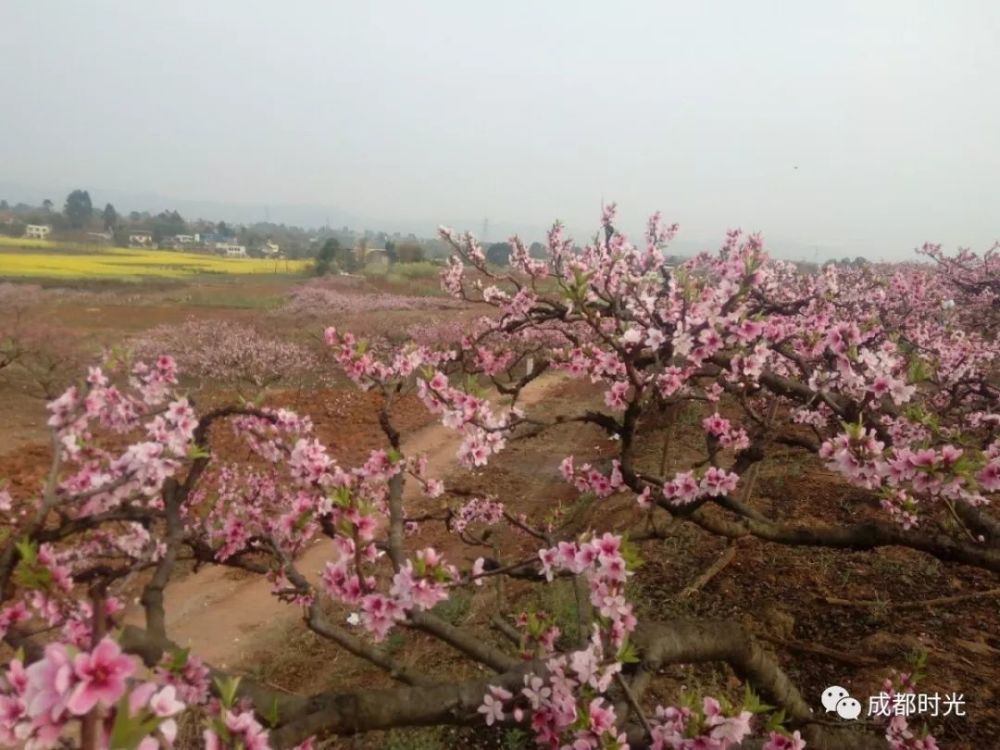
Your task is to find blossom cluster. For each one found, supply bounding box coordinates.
[537,533,635,648]
[820,422,990,526]
[416,370,522,468]
[325,327,455,392]
[450,496,505,533]
[479,633,627,749]
[323,541,457,641]
[660,467,740,506]
[702,413,750,451]
[0,638,184,749]
[558,457,624,499]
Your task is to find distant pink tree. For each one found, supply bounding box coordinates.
[130,319,320,390]
[282,279,465,318]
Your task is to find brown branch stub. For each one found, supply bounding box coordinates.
[679,542,737,597]
[821,587,1000,610]
[756,633,881,668]
[307,609,431,686]
[666,501,1000,573]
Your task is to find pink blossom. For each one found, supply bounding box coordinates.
[23,642,75,722]
[67,637,135,715]
[478,686,512,726]
[763,730,807,750]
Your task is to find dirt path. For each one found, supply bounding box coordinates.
[123,375,565,669]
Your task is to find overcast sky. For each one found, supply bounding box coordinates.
[1,1,998,259]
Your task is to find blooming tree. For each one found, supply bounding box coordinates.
[1,206,996,748]
[130,320,320,391]
[0,287,87,399]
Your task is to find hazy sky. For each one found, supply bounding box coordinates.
[2,1,998,258]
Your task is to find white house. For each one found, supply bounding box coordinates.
[129,231,154,248]
[25,224,52,240]
[216,242,247,258]
[262,240,280,256]
[174,234,199,245]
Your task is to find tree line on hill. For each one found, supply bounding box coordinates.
[0,189,595,270]
[0,189,460,262]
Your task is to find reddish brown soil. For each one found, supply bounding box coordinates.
[1,278,997,749]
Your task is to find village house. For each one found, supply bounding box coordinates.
[159,234,201,250]
[25,224,52,240]
[216,242,247,258]
[262,240,280,256]
[128,230,154,248]
[363,247,390,269]
[86,232,112,245]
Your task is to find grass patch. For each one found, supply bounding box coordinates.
[179,292,285,310]
[387,261,442,278]
[385,727,452,750]
[0,236,64,250]
[532,578,583,645]
[430,589,473,626]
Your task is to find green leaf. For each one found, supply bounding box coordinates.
[331,486,352,508]
[619,536,643,571]
[13,539,53,590]
[108,695,163,749]
[264,696,281,727]
[463,374,486,398]
[907,357,931,385]
[842,419,865,441]
[166,647,190,672]
[742,685,775,714]
[187,443,211,460]
[294,510,314,532]
[765,709,788,732]
[906,648,928,684]
[15,538,37,566]
[616,639,640,665]
[215,675,242,709]
[951,453,984,478]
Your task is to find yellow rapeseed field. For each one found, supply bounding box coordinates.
[0,238,309,279]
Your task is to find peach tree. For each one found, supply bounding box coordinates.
[2,206,997,749]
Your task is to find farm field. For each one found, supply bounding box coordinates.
[0,245,998,750]
[0,240,309,279]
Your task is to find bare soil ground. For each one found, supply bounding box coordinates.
[1,276,997,749]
